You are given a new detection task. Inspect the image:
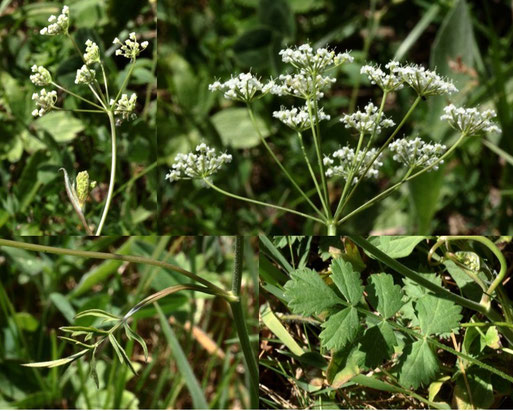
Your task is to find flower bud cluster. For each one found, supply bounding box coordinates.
[270,73,336,100]
[279,44,353,73]
[111,94,137,122]
[32,89,57,117]
[84,40,100,65]
[166,143,232,183]
[30,65,52,86]
[75,171,96,210]
[40,6,69,35]
[389,137,446,171]
[208,73,272,103]
[441,104,501,135]
[391,64,457,97]
[341,102,395,135]
[324,147,383,183]
[273,105,330,132]
[113,32,149,60]
[75,65,96,84]
[360,61,404,92]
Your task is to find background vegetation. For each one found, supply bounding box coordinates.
[0,0,157,235]
[0,236,258,409]
[158,0,513,235]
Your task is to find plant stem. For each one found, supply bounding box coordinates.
[95,110,117,235]
[114,60,136,104]
[51,82,105,110]
[327,222,337,235]
[100,62,110,102]
[54,108,105,114]
[228,237,259,408]
[203,178,326,224]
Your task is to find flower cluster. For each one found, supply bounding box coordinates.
[84,40,100,65]
[341,102,395,135]
[324,147,383,183]
[441,104,501,135]
[389,137,446,171]
[32,89,57,117]
[111,94,137,122]
[273,105,330,132]
[270,73,336,100]
[392,64,457,97]
[113,32,149,60]
[279,44,353,73]
[75,170,96,210]
[75,65,96,85]
[166,143,232,183]
[40,5,69,35]
[30,65,52,86]
[360,61,404,92]
[208,73,272,102]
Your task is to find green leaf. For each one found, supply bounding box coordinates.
[283,268,341,316]
[366,273,404,319]
[22,349,89,368]
[123,323,149,362]
[57,336,95,349]
[367,236,426,258]
[416,294,462,336]
[480,326,500,350]
[90,346,99,389]
[49,292,76,324]
[13,312,39,332]
[358,322,397,368]
[398,340,439,389]
[260,304,304,357]
[454,369,494,409]
[59,326,109,335]
[319,306,360,351]
[327,344,365,388]
[330,258,363,305]
[33,111,85,143]
[75,309,121,322]
[108,333,137,376]
[408,169,444,233]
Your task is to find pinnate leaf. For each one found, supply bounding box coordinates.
[367,273,404,319]
[416,294,462,336]
[284,268,341,316]
[320,306,360,351]
[398,340,439,389]
[330,258,363,305]
[75,309,121,322]
[109,333,137,375]
[124,323,149,361]
[22,349,89,368]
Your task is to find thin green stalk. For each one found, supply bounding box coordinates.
[55,107,105,114]
[114,60,136,104]
[100,62,110,102]
[228,237,259,409]
[202,178,326,225]
[88,84,107,110]
[95,111,117,235]
[247,106,325,219]
[461,322,513,328]
[51,82,105,110]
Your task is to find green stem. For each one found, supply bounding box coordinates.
[88,84,107,110]
[203,178,326,224]
[327,222,337,235]
[55,107,104,113]
[461,322,513,328]
[100,62,110,103]
[51,82,105,110]
[228,237,259,408]
[95,111,117,235]
[114,60,136,104]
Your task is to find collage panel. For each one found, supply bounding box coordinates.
[0,236,258,409]
[259,235,513,409]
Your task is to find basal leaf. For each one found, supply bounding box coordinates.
[319,306,360,351]
[284,268,341,316]
[367,236,426,258]
[22,349,89,368]
[367,273,404,319]
[416,294,462,336]
[398,340,439,389]
[75,309,121,322]
[330,258,363,305]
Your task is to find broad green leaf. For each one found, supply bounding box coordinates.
[327,344,365,388]
[33,111,84,143]
[75,309,121,322]
[416,294,462,336]
[480,326,500,350]
[444,260,485,302]
[358,322,397,368]
[453,369,494,409]
[367,236,426,258]
[330,258,363,306]
[13,312,39,332]
[22,349,89,368]
[284,268,341,316]
[366,273,404,319]
[49,292,76,323]
[402,272,443,299]
[319,306,360,351]
[260,305,304,357]
[409,169,444,233]
[123,323,149,361]
[398,340,439,389]
[108,333,137,376]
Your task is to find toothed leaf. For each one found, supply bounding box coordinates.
[330,258,364,305]
[319,306,360,351]
[416,294,462,336]
[398,340,439,389]
[367,273,404,319]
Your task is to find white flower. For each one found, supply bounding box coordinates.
[269,72,336,100]
[165,143,232,183]
[324,147,383,183]
[30,65,52,86]
[273,104,330,132]
[84,40,100,65]
[111,93,137,122]
[279,44,353,73]
[341,102,395,135]
[440,104,501,135]
[32,88,57,117]
[360,61,404,92]
[75,65,96,84]
[113,32,148,60]
[208,72,272,102]
[389,137,446,171]
[391,64,457,97]
[40,6,69,35]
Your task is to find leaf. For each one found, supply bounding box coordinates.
[260,304,304,357]
[366,273,404,319]
[398,340,439,389]
[416,294,462,336]
[90,346,99,389]
[319,306,360,351]
[367,236,426,258]
[480,326,500,350]
[453,369,494,409]
[330,258,364,305]
[75,309,121,322]
[13,312,39,332]
[59,326,109,335]
[123,323,149,362]
[408,169,444,233]
[57,336,95,349]
[327,344,365,388]
[108,333,137,376]
[22,349,89,368]
[49,292,76,324]
[33,111,85,143]
[283,268,341,316]
[358,322,397,368]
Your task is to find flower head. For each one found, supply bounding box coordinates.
[75,65,96,84]
[269,72,336,100]
[113,32,148,60]
[324,147,383,184]
[30,65,52,86]
[165,143,232,183]
[84,40,100,65]
[341,102,395,135]
[208,72,272,102]
[279,44,353,73]
[32,88,57,117]
[389,137,446,171]
[40,6,69,35]
[360,61,404,92]
[273,104,330,132]
[440,104,501,135]
[111,94,137,122]
[391,64,457,97]
[76,171,96,210]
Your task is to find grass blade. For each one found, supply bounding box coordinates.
[261,304,304,357]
